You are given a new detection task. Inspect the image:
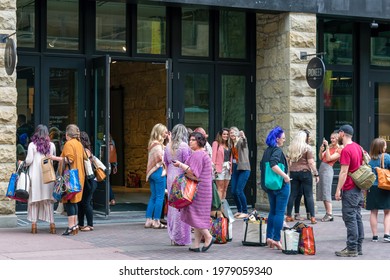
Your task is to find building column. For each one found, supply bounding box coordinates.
[256,12,317,211]
[0,0,18,227]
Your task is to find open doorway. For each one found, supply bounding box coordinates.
[108,61,167,210]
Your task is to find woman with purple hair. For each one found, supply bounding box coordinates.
[25,124,57,234]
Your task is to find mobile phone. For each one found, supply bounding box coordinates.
[171,160,177,163]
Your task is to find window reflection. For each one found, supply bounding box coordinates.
[181,8,209,57]
[221,75,245,129]
[137,5,166,55]
[323,70,354,138]
[49,68,78,131]
[16,66,35,161]
[375,83,390,152]
[219,11,246,59]
[96,1,126,52]
[183,73,209,132]
[323,20,353,65]
[370,24,390,67]
[17,0,35,48]
[47,0,79,50]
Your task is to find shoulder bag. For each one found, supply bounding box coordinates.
[91,155,107,182]
[263,147,285,191]
[376,153,390,191]
[348,146,376,190]
[168,173,198,209]
[42,156,56,184]
[62,157,82,200]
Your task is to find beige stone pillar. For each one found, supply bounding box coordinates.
[0,0,18,227]
[256,12,317,211]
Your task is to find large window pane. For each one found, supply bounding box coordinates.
[221,75,245,129]
[96,1,126,53]
[370,24,390,67]
[323,20,353,65]
[219,11,246,59]
[49,68,79,131]
[16,66,35,161]
[183,73,209,132]
[323,70,354,138]
[375,83,390,152]
[17,0,35,48]
[137,5,166,55]
[181,8,209,57]
[47,0,79,50]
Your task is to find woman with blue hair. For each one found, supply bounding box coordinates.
[260,126,291,249]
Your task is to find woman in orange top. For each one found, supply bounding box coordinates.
[51,124,85,235]
[318,132,342,222]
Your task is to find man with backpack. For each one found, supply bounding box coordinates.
[334,124,364,257]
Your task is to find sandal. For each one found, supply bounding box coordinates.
[321,213,334,222]
[80,226,94,231]
[152,223,167,229]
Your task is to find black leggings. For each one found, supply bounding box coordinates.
[64,202,78,216]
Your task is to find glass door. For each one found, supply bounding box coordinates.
[216,65,256,208]
[175,63,214,135]
[92,55,110,215]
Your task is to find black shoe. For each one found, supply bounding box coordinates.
[372,235,379,242]
[62,227,74,236]
[160,219,167,225]
[202,237,216,252]
[189,247,200,252]
[384,234,390,242]
[335,247,358,257]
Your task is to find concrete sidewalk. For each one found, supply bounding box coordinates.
[0,204,389,260]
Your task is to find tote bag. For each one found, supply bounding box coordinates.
[62,168,82,201]
[209,211,228,244]
[376,153,390,191]
[264,162,285,190]
[168,173,198,209]
[84,150,95,180]
[42,156,56,184]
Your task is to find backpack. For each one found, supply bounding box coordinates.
[348,146,376,190]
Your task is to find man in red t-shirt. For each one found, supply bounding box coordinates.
[334,124,364,257]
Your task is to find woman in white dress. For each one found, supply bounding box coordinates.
[25,124,56,234]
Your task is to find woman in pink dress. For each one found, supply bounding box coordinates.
[164,124,192,245]
[173,131,215,252]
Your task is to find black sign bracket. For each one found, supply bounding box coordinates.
[0,32,16,43]
[300,51,326,60]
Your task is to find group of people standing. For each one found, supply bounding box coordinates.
[144,123,251,252]
[21,124,98,235]
[260,126,343,250]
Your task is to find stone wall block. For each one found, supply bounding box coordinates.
[0,87,17,106]
[0,126,16,144]
[290,13,316,33]
[0,74,15,87]
[0,11,16,30]
[0,1,16,10]
[291,96,316,113]
[290,31,316,48]
[0,200,15,214]
[0,107,16,125]
[290,64,307,80]
[0,145,15,162]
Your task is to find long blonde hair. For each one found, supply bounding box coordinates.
[287,130,311,162]
[229,126,240,146]
[148,123,167,148]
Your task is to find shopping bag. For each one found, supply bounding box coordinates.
[298,225,316,255]
[15,164,30,202]
[242,216,267,246]
[62,168,82,201]
[6,172,18,198]
[209,211,228,244]
[281,227,300,254]
[168,173,198,209]
[53,175,66,201]
[42,156,56,184]
[221,199,235,241]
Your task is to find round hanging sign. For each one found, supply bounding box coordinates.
[4,38,16,75]
[306,57,325,89]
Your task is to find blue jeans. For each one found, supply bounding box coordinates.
[230,163,250,213]
[342,187,364,251]
[266,182,290,241]
[146,167,166,220]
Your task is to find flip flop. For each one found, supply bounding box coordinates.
[152,223,167,229]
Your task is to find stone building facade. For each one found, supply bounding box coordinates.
[0,2,317,225]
